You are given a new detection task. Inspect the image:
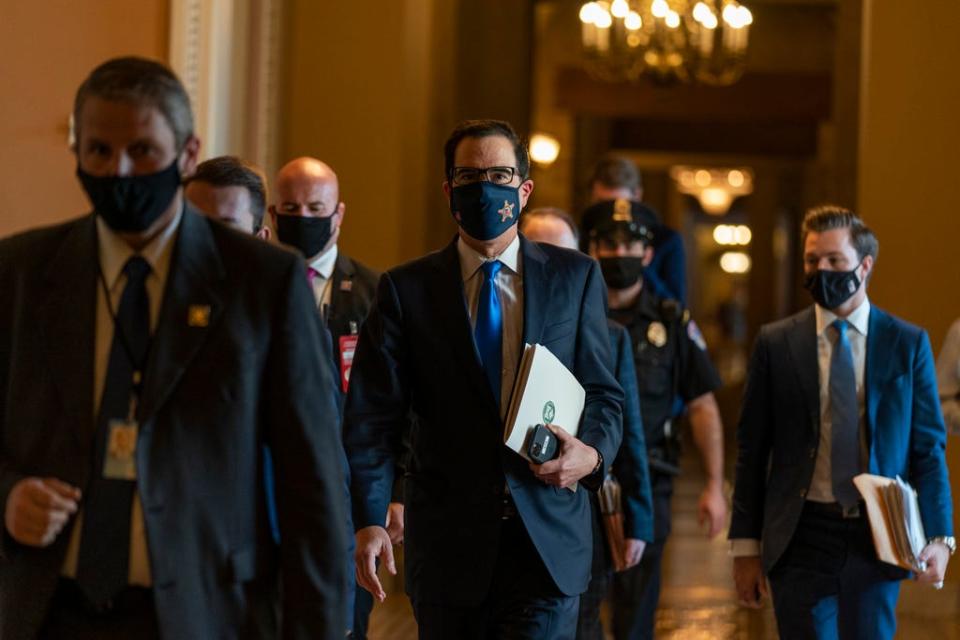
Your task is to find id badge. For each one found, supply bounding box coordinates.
[339,334,359,393]
[103,419,138,480]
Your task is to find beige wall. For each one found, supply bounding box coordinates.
[0,0,168,238]
[859,0,960,569]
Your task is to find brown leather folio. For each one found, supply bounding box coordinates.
[599,474,627,572]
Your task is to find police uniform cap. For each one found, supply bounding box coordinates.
[582,198,656,245]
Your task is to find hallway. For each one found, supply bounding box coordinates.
[369,452,960,638]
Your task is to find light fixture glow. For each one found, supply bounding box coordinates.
[595,8,613,29]
[651,0,669,19]
[579,2,600,24]
[529,133,561,166]
[695,170,712,187]
[625,11,642,30]
[720,251,751,274]
[665,10,681,28]
[610,0,629,19]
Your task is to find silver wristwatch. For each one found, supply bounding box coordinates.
[928,536,957,555]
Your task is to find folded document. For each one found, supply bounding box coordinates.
[853,473,928,573]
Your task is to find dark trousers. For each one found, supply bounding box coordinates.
[352,582,375,639]
[412,516,579,640]
[610,538,664,640]
[609,487,671,640]
[768,501,902,640]
[39,578,160,640]
[576,494,612,640]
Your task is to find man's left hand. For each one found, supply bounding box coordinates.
[529,424,598,489]
[698,482,727,538]
[916,542,951,585]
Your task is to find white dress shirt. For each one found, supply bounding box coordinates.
[730,298,870,557]
[308,244,339,310]
[457,235,523,414]
[61,208,183,586]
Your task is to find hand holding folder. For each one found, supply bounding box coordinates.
[853,474,928,573]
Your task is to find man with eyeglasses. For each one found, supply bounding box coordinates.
[344,119,623,639]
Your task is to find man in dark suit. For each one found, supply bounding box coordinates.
[730,205,954,639]
[184,155,272,240]
[267,156,386,639]
[519,208,654,640]
[344,119,623,639]
[0,57,348,639]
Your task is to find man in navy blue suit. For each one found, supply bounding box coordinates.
[344,120,623,639]
[730,205,954,639]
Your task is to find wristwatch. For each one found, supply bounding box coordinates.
[591,448,604,475]
[928,536,957,555]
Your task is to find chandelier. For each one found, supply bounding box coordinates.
[578,0,753,85]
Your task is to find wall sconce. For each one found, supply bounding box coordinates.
[719,250,751,273]
[671,166,753,215]
[529,133,561,166]
[713,224,752,245]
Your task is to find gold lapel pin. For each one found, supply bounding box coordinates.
[187,305,211,327]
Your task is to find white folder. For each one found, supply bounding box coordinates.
[503,343,585,462]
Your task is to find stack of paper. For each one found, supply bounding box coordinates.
[853,473,928,572]
[503,343,585,462]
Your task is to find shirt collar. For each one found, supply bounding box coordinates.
[457,233,521,282]
[309,244,339,279]
[815,297,871,337]
[96,206,183,289]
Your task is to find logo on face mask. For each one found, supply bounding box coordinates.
[77,159,182,233]
[450,182,521,241]
[803,262,863,310]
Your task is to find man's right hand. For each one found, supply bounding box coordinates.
[733,555,768,609]
[355,525,396,603]
[4,477,81,547]
[623,538,646,569]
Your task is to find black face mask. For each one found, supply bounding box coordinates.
[804,263,863,310]
[77,159,182,233]
[275,214,333,259]
[599,256,645,290]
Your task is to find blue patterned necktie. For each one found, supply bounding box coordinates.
[830,319,860,507]
[76,256,151,606]
[475,260,503,407]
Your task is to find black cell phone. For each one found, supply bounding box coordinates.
[527,424,559,464]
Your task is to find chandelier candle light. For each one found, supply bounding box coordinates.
[579,0,753,85]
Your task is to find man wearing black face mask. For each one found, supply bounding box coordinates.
[730,205,953,640]
[268,156,384,639]
[344,119,623,639]
[0,57,348,638]
[586,198,726,640]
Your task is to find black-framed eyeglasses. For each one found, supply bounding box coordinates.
[451,166,519,186]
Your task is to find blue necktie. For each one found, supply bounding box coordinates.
[77,256,151,606]
[475,260,503,407]
[830,319,860,508]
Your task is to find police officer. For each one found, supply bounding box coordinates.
[583,198,728,640]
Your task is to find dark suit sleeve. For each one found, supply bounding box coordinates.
[647,229,687,304]
[909,330,954,537]
[575,260,624,491]
[729,329,774,541]
[611,326,654,542]
[343,273,409,530]
[0,253,26,561]
[264,258,349,639]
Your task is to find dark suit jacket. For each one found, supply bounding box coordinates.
[343,235,623,605]
[0,208,348,639]
[730,305,954,573]
[608,321,654,543]
[326,251,379,402]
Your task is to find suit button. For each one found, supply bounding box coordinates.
[799,489,807,498]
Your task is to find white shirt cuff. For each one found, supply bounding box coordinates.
[729,538,761,557]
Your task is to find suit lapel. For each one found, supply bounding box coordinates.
[785,307,820,430]
[39,216,98,447]
[138,209,225,423]
[520,236,551,346]
[329,251,355,329]
[432,239,500,417]
[865,307,900,452]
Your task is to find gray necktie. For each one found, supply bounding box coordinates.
[830,319,860,507]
